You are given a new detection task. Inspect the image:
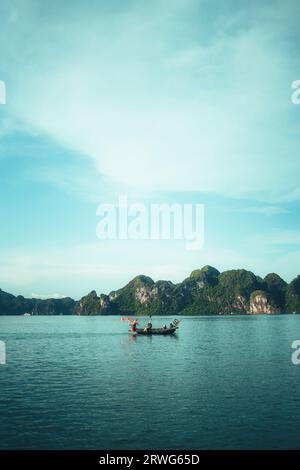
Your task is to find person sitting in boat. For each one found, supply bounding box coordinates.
[144,319,152,333]
[131,319,138,333]
[163,324,167,330]
[170,319,179,329]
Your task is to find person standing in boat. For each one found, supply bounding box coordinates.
[131,319,138,333]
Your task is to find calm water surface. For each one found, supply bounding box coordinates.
[0,315,300,449]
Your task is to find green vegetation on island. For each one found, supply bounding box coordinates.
[1,266,300,315]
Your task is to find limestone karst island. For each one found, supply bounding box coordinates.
[1,266,300,316]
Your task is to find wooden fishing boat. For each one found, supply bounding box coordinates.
[130,319,180,335]
[133,326,178,335]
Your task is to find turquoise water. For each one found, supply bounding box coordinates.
[0,315,300,449]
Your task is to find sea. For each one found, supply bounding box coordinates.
[0,315,300,449]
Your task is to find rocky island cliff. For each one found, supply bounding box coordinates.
[1,266,300,315]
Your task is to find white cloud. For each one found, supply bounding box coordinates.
[0,0,299,201]
[31,293,67,300]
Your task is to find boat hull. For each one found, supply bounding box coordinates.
[132,327,178,335]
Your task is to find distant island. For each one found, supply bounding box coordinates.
[1,266,300,316]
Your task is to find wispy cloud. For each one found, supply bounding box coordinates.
[31,292,67,300]
[0,0,300,202]
[249,230,300,246]
[230,206,289,216]
[1,239,297,298]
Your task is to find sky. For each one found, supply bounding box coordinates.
[0,0,300,299]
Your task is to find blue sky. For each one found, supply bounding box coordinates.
[0,0,300,299]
